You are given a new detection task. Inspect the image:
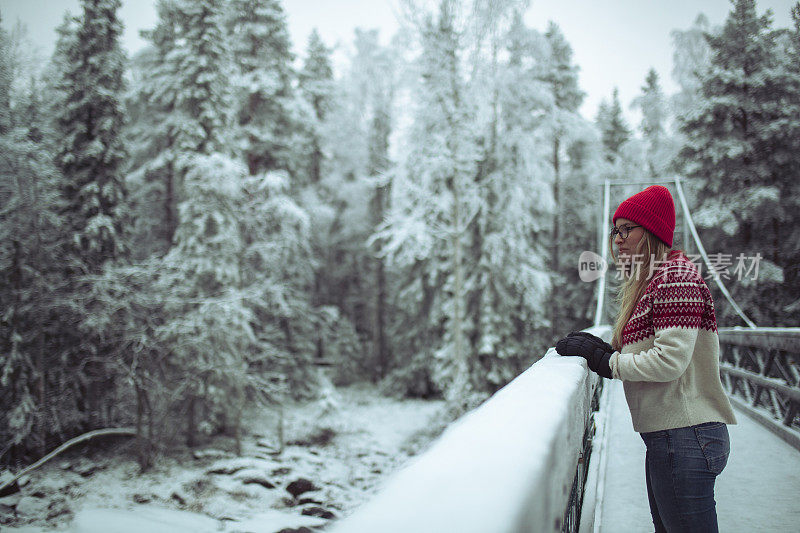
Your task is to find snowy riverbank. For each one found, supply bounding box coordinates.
[1,384,446,533]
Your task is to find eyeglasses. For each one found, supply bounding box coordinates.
[610,224,642,239]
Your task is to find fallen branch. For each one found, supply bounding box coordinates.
[0,427,137,494]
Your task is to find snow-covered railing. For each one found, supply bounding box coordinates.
[718,327,800,450]
[329,327,610,533]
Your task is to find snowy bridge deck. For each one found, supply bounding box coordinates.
[599,379,800,533]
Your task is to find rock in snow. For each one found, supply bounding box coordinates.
[286,478,319,499]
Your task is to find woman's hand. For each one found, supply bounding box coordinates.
[555,332,614,379]
[567,330,614,353]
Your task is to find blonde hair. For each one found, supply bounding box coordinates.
[609,229,673,351]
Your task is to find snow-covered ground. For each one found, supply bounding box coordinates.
[599,379,800,533]
[0,383,446,533]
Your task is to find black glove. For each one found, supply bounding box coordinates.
[555,333,613,379]
[567,331,614,354]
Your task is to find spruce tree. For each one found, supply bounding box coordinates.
[542,21,585,112]
[143,0,251,447]
[631,68,672,176]
[45,0,132,439]
[226,0,296,175]
[678,0,790,325]
[0,23,74,459]
[298,29,334,185]
[596,87,631,163]
[312,27,396,382]
[127,0,188,255]
[780,3,800,322]
[46,13,79,124]
[467,11,557,391]
[55,0,128,270]
[539,21,586,342]
[670,14,712,121]
[375,0,482,408]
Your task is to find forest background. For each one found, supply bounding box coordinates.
[1,0,799,469]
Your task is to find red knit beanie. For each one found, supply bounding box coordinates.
[612,185,675,247]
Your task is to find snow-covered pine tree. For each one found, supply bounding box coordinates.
[237,169,321,399]
[499,11,551,175]
[776,2,800,322]
[158,155,254,448]
[46,0,133,439]
[125,0,183,257]
[375,0,482,408]
[561,133,609,324]
[541,20,584,118]
[677,0,788,325]
[298,29,334,185]
[219,1,332,395]
[457,7,556,392]
[46,13,79,131]
[596,87,631,164]
[537,21,587,342]
[134,0,252,447]
[0,22,75,461]
[669,14,712,129]
[308,28,398,383]
[225,0,296,175]
[630,68,677,177]
[54,0,128,271]
[128,0,241,253]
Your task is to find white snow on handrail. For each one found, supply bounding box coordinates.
[330,334,607,533]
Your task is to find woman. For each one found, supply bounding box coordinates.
[555,185,737,533]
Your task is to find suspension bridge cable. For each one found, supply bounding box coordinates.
[673,177,757,329]
[593,180,611,328]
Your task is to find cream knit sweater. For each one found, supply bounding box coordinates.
[609,250,737,433]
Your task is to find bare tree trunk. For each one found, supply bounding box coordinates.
[233,390,243,457]
[372,181,389,381]
[374,254,387,380]
[311,137,321,184]
[277,403,284,455]
[135,381,152,471]
[451,171,467,401]
[165,158,176,246]
[186,396,197,448]
[146,389,154,466]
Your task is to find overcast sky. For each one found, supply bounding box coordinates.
[2,0,795,126]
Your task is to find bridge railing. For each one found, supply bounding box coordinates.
[718,327,800,450]
[329,327,610,533]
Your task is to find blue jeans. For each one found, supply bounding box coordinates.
[640,422,730,532]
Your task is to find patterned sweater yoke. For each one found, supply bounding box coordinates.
[609,250,737,433]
